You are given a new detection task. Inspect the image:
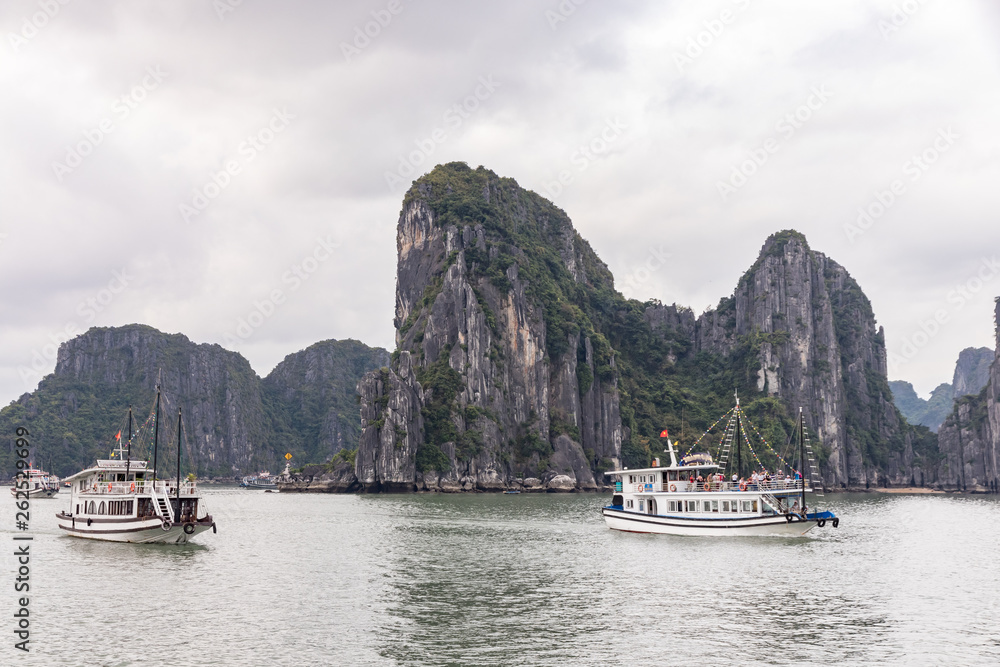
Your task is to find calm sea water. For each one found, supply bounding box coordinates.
[3,488,999,666]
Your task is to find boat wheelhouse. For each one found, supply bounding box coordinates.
[602,396,838,537]
[56,385,216,544]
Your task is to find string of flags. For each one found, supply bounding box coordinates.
[679,406,736,457]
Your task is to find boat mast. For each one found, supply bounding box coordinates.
[176,408,183,506]
[125,405,133,478]
[152,383,161,480]
[799,407,807,515]
[735,392,742,481]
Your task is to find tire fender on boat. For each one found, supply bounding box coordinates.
[817,519,826,527]
[161,520,171,531]
[832,518,839,528]
[785,514,793,523]
[87,518,92,527]
[183,523,195,535]
[212,522,217,534]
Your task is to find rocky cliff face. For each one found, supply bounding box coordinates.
[0,324,269,477]
[0,326,389,478]
[935,301,1000,492]
[889,347,993,432]
[646,232,925,489]
[263,339,390,465]
[355,164,623,491]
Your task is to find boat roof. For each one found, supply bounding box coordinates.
[62,459,149,483]
[604,463,719,476]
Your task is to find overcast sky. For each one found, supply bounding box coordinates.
[2,0,998,408]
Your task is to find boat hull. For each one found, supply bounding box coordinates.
[55,513,215,544]
[602,507,819,537]
[11,486,59,498]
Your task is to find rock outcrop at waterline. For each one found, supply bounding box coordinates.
[934,300,1000,492]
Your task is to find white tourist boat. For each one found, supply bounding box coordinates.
[10,464,60,498]
[602,396,838,537]
[56,386,216,544]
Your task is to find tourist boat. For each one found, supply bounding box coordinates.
[10,464,60,498]
[602,396,839,537]
[240,472,278,490]
[55,385,217,544]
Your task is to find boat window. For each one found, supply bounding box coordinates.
[98,502,105,515]
[741,501,751,512]
[638,501,644,512]
[76,504,80,514]
[685,500,696,512]
[702,501,711,512]
[752,500,758,512]
[668,501,676,512]
[722,501,730,512]
[731,502,738,513]
[711,501,719,513]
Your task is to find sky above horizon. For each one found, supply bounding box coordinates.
[2,0,999,407]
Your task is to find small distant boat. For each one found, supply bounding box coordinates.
[503,490,521,494]
[56,383,216,544]
[10,465,60,498]
[240,472,278,490]
[602,393,839,537]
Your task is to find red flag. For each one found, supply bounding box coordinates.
[115,431,121,441]
[659,428,669,438]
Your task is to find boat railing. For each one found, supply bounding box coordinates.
[635,479,805,493]
[83,480,198,495]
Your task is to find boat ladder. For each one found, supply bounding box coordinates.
[760,492,784,515]
[151,487,174,523]
[803,427,825,502]
[713,411,740,476]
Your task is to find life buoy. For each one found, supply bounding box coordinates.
[161,520,171,531]
[739,481,748,492]
[817,519,826,527]
[129,482,135,492]
[107,482,112,492]
[183,523,195,535]
[669,484,677,492]
[93,483,97,491]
